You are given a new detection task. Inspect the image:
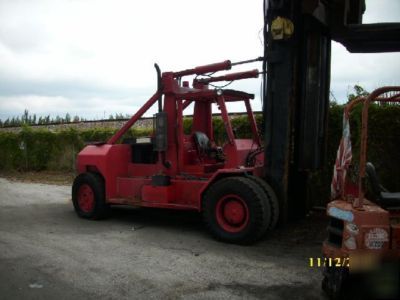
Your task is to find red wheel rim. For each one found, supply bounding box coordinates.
[77,184,95,213]
[215,194,249,233]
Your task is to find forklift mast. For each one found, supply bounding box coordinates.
[263,0,400,222]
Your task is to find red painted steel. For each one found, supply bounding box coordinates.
[107,91,161,144]
[217,95,235,144]
[245,99,261,146]
[77,184,95,213]
[173,60,231,77]
[75,60,264,213]
[195,69,259,84]
[216,194,250,233]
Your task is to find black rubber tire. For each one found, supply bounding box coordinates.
[202,176,271,245]
[72,172,109,220]
[322,266,348,300]
[246,175,279,231]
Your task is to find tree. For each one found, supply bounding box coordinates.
[348,84,369,102]
[115,113,124,119]
[22,109,29,124]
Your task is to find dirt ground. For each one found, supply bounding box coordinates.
[0,171,75,185]
[0,176,328,299]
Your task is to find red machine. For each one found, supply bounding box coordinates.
[322,87,400,299]
[72,59,279,244]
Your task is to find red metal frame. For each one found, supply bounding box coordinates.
[323,87,400,263]
[76,60,264,212]
[338,93,400,200]
[357,87,400,208]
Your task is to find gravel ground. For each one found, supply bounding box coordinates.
[0,177,328,299]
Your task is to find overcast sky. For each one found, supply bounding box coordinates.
[0,0,399,121]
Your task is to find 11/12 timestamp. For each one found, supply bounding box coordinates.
[309,257,350,267]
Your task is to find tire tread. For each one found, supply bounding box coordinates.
[72,172,109,220]
[202,176,271,245]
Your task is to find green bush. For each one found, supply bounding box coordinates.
[0,105,399,207]
[0,126,156,172]
[0,131,24,170]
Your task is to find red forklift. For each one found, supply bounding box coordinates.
[72,60,279,244]
[72,0,400,246]
[322,87,400,299]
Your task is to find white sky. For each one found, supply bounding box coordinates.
[0,0,399,121]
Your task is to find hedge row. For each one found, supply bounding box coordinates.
[0,115,261,171]
[0,105,399,204]
[0,127,151,172]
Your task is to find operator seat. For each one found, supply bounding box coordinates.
[366,162,400,209]
[192,131,225,162]
[193,131,212,156]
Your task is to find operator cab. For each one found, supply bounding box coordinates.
[183,87,262,173]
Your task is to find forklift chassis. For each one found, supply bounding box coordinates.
[72,60,279,244]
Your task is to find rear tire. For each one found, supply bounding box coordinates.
[72,172,109,220]
[202,177,271,244]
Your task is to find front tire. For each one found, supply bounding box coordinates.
[72,172,109,220]
[247,175,279,231]
[202,177,271,245]
[322,266,348,300]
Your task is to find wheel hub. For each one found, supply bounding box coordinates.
[77,184,94,213]
[224,201,246,224]
[216,194,249,233]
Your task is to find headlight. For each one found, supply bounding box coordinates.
[346,223,359,235]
